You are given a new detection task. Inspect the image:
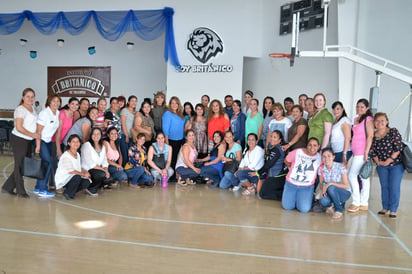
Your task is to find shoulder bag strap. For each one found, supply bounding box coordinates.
[152,142,160,154]
[320,163,325,185]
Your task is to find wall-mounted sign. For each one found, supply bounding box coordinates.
[187,27,223,64]
[179,27,233,73]
[48,66,111,98]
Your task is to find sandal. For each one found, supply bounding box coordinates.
[187,179,196,185]
[332,211,343,220]
[326,206,334,215]
[177,178,187,186]
[389,212,397,219]
[242,186,256,196]
[347,204,359,213]
[377,209,388,215]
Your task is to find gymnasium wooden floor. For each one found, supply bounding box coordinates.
[0,154,411,273]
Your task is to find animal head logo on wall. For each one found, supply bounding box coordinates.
[187,27,223,64]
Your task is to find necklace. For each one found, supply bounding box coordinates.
[69,150,77,158]
[375,128,389,139]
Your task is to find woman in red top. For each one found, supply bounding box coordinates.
[207,99,230,150]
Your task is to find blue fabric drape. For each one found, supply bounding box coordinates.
[0,8,180,68]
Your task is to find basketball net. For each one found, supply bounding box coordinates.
[269,53,291,71]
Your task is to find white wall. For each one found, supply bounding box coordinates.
[166,0,261,104]
[0,22,167,107]
[0,0,169,107]
[243,0,339,108]
[0,0,262,108]
[338,0,412,137]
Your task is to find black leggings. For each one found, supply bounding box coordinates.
[2,134,32,195]
[88,169,106,192]
[64,175,90,199]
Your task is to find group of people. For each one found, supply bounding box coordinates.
[1,88,405,220]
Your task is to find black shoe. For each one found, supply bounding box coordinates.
[63,192,73,200]
[17,193,30,198]
[144,182,154,188]
[1,188,16,196]
[194,176,206,184]
[311,201,326,213]
[85,188,98,197]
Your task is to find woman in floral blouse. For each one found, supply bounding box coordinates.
[370,112,404,218]
[125,133,154,188]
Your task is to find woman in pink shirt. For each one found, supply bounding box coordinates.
[347,99,374,213]
[55,98,80,158]
[104,127,127,188]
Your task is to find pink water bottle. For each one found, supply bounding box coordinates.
[162,174,168,188]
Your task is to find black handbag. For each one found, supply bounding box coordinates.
[21,156,48,180]
[401,141,412,173]
[359,159,373,179]
[152,144,166,169]
[223,152,239,174]
[258,174,286,200]
[358,118,373,179]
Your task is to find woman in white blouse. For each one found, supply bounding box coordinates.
[2,88,40,198]
[55,134,91,200]
[81,127,110,196]
[33,95,61,198]
[330,101,352,164]
[235,133,265,195]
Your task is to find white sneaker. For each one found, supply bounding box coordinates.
[232,185,241,192]
[86,188,98,197]
[37,190,55,198]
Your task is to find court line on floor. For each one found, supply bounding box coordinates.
[51,196,393,240]
[2,162,12,178]
[0,227,411,272]
[369,210,412,257]
[0,162,393,240]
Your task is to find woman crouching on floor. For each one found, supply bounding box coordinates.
[282,137,321,213]
[318,148,351,220]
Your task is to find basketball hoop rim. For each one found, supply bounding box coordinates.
[269,53,291,58]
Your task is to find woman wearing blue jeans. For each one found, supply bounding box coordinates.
[282,137,321,213]
[124,133,154,188]
[34,95,61,197]
[199,131,225,187]
[318,148,351,220]
[370,112,404,219]
[236,133,264,195]
[219,130,242,189]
